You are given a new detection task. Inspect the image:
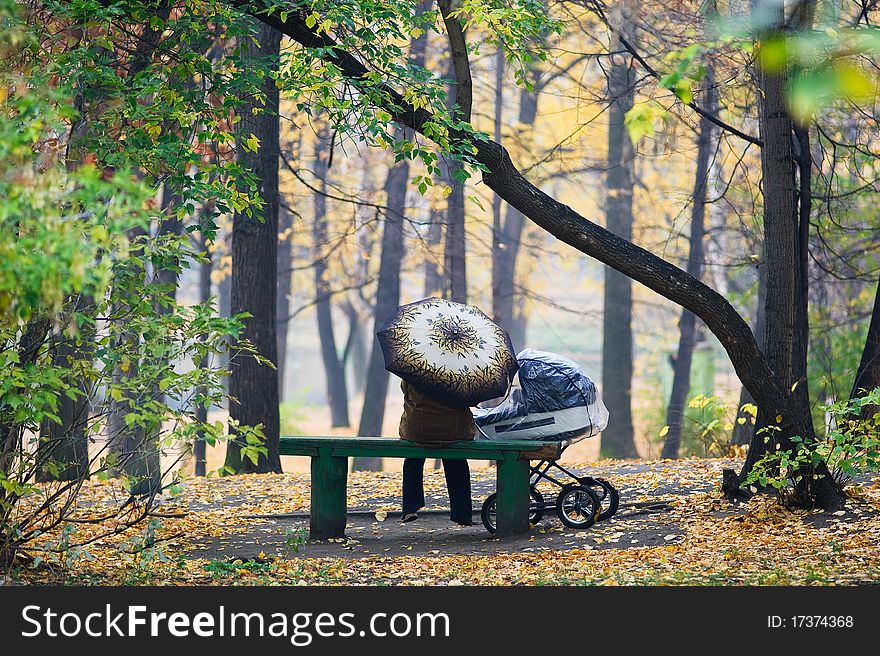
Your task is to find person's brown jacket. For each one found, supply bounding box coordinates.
[398,380,475,447]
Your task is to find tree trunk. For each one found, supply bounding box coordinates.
[661,66,717,459]
[35,301,92,483]
[738,3,804,478]
[493,67,538,349]
[443,75,468,302]
[105,235,162,497]
[355,148,409,461]
[194,233,213,477]
[277,193,294,403]
[225,21,283,474]
[490,46,505,317]
[790,1,817,433]
[423,211,444,298]
[601,2,638,458]
[354,25,429,469]
[313,124,350,428]
[35,84,95,484]
[850,280,880,417]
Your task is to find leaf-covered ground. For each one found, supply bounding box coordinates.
[7,458,880,586]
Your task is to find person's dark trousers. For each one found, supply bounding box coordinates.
[402,457,472,524]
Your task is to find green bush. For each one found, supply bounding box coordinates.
[742,388,880,501]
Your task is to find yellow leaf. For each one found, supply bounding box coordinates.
[659,425,670,438]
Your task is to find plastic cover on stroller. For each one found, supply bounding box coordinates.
[473,348,609,441]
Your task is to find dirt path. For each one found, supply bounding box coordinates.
[184,460,724,561]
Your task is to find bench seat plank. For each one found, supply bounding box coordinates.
[279,436,562,461]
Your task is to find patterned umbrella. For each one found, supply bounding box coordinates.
[377,297,519,407]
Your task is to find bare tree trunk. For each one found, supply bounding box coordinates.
[277,196,294,403]
[439,2,471,304]
[423,211,444,298]
[737,2,836,510]
[661,66,718,459]
[194,232,213,477]
[791,1,817,433]
[313,124,350,428]
[35,299,92,483]
[353,25,429,469]
[225,21,283,474]
[490,46,505,315]
[341,300,368,395]
[354,150,409,468]
[493,65,538,350]
[601,1,638,458]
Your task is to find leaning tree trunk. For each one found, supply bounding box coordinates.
[600,2,639,459]
[224,21,283,474]
[313,123,350,428]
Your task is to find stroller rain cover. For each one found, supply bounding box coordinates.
[473,348,609,441]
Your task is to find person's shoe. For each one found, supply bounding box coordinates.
[451,517,473,526]
[400,512,419,523]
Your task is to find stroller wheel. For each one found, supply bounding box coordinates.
[555,485,601,529]
[581,478,619,521]
[481,490,546,534]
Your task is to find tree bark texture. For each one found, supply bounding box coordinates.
[313,124,350,428]
[492,69,537,349]
[277,191,294,402]
[194,234,213,477]
[355,148,409,456]
[661,65,718,460]
[354,24,429,468]
[850,281,880,418]
[601,3,638,458]
[225,21,283,474]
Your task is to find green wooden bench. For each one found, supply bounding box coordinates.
[279,436,564,539]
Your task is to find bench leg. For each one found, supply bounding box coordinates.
[310,453,348,540]
[495,456,530,537]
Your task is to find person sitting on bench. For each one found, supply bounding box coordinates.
[398,380,474,526]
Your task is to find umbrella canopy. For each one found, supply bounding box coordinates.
[377,297,519,407]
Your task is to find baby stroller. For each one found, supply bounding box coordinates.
[473,349,619,534]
